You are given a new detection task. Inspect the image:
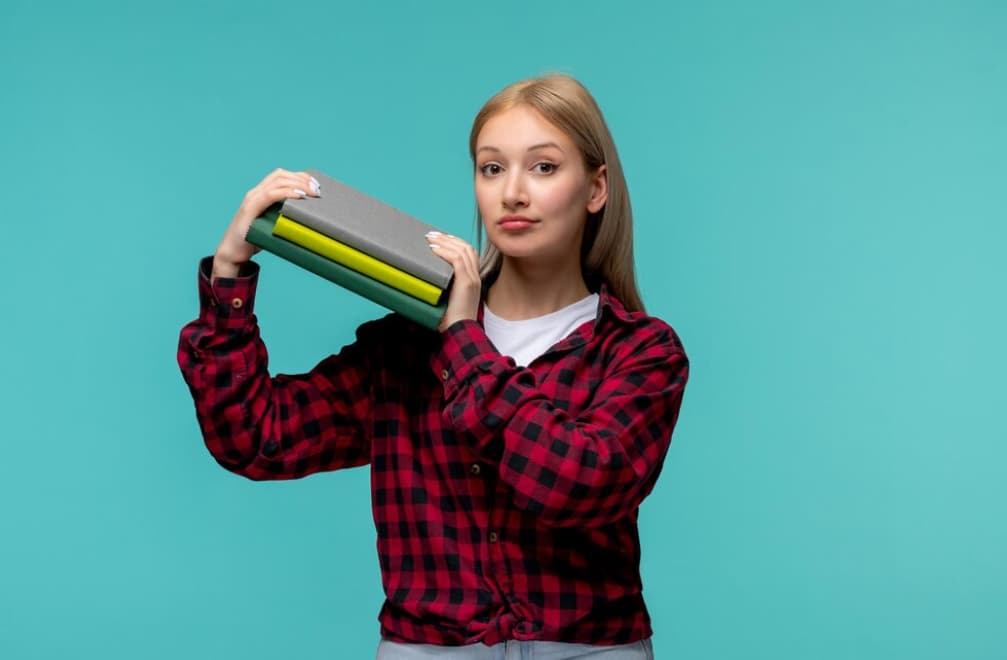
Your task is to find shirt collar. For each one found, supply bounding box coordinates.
[594,282,636,326]
[471,281,636,355]
[476,281,632,326]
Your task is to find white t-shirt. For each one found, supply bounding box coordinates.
[482,293,600,367]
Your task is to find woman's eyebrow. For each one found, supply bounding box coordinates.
[527,142,564,152]
[476,142,565,154]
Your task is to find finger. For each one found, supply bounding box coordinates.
[260,168,295,189]
[455,240,480,277]
[427,244,474,282]
[253,170,320,198]
[427,241,459,265]
[265,184,313,201]
[435,249,480,292]
[242,184,314,216]
[425,233,474,254]
[249,171,320,201]
[442,246,478,284]
[429,235,479,279]
[452,245,479,283]
[281,171,321,196]
[305,172,322,196]
[268,173,320,197]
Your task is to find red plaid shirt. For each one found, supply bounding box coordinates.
[177,257,688,646]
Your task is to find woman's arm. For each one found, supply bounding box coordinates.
[177,168,373,480]
[177,258,375,480]
[433,318,688,528]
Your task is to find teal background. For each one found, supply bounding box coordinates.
[1,1,1004,658]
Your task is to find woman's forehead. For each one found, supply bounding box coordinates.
[476,105,574,154]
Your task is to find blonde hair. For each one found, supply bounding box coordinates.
[469,74,645,313]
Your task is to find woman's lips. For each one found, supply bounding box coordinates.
[498,215,537,231]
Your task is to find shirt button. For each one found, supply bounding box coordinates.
[470,463,481,476]
[488,531,498,543]
[231,297,244,309]
[440,368,449,381]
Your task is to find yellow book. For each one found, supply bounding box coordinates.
[273,214,444,305]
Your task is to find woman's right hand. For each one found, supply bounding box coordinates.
[212,168,321,280]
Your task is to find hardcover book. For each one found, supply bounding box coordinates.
[273,213,444,305]
[279,169,454,289]
[245,205,447,330]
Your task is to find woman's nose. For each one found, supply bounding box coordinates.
[502,172,529,209]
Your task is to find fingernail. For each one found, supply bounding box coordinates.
[309,177,321,195]
[294,188,307,198]
[429,244,440,250]
[426,231,442,237]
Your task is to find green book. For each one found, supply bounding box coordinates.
[245,206,447,330]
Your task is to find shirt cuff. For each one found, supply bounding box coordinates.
[431,319,513,398]
[196,256,260,328]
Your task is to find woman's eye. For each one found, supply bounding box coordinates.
[533,162,557,174]
[479,163,503,176]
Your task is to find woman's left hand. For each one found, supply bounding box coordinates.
[425,232,481,332]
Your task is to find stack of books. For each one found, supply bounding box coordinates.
[245,169,454,330]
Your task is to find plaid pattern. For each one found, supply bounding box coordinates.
[178,257,688,646]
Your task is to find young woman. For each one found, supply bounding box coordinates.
[178,74,688,659]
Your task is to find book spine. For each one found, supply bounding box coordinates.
[273,215,443,306]
[245,212,445,330]
[280,202,452,289]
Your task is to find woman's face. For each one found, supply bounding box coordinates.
[474,105,606,266]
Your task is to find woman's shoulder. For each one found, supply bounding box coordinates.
[596,286,687,357]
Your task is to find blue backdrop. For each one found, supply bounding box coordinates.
[1,1,1004,658]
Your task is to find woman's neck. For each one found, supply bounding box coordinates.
[484,257,591,321]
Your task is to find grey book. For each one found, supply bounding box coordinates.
[280,169,454,289]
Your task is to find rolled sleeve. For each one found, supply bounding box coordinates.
[195,256,260,329]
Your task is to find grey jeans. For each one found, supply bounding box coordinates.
[376,638,653,659]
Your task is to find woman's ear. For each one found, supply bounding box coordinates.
[587,164,608,214]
